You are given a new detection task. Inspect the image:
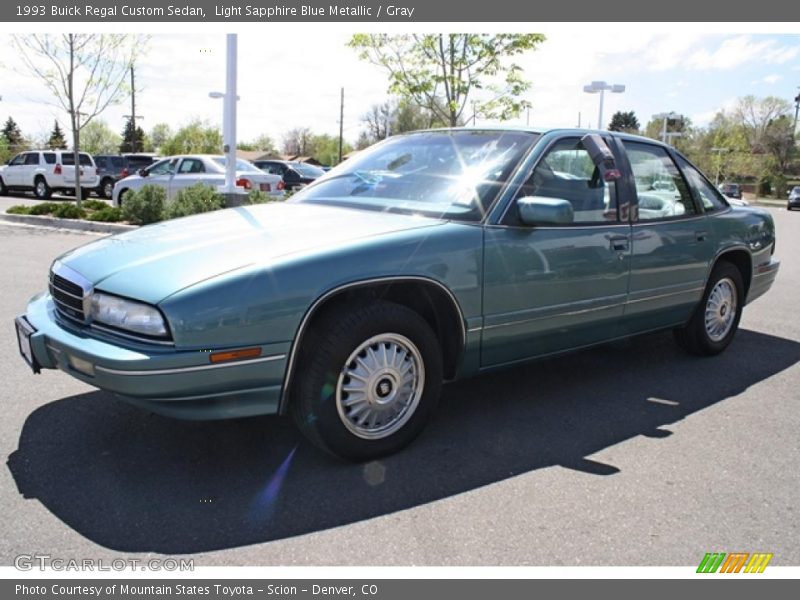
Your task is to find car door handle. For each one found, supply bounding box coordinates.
[610,236,629,251]
[695,231,708,242]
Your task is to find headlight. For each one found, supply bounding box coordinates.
[89,292,169,338]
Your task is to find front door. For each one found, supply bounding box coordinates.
[481,136,632,367]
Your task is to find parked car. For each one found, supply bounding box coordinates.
[252,159,325,191]
[112,155,284,206]
[718,182,742,199]
[0,150,98,199]
[787,186,800,210]
[93,154,158,199]
[15,129,780,461]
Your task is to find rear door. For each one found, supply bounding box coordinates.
[617,140,714,334]
[169,157,208,198]
[481,135,632,366]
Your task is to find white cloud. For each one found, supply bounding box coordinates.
[763,74,781,84]
[687,35,799,70]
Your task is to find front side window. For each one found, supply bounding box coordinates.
[675,155,728,212]
[623,141,696,221]
[512,137,617,224]
[9,154,25,166]
[148,158,177,176]
[294,130,539,222]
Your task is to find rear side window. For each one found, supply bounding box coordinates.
[622,141,697,220]
[43,153,56,164]
[675,155,728,212]
[24,153,40,166]
[62,153,92,166]
[513,137,618,224]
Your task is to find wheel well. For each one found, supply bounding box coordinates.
[283,280,465,412]
[715,250,752,298]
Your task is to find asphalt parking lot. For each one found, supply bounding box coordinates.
[0,206,798,567]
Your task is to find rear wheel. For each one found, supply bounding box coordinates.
[101,178,114,199]
[674,261,744,356]
[291,301,443,461]
[34,177,51,200]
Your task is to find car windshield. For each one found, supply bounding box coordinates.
[292,130,539,222]
[211,157,260,172]
[292,163,325,177]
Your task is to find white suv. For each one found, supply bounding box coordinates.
[0,150,99,199]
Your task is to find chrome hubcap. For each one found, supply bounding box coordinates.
[336,333,424,440]
[36,182,46,196]
[704,277,737,342]
[104,182,113,197]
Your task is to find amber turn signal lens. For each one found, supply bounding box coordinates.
[210,347,262,363]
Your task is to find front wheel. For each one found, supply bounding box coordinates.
[291,301,443,461]
[0,177,7,196]
[674,261,744,356]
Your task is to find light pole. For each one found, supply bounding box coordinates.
[208,34,241,196]
[653,112,684,144]
[583,81,625,130]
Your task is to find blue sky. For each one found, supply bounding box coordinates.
[0,30,798,146]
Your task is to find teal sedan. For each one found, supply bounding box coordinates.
[15,128,780,460]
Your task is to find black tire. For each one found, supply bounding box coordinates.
[100,178,114,199]
[0,177,7,196]
[33,176,52,200]
[674,261,744,356]
[117,188,129,206]
[291,301,443,461]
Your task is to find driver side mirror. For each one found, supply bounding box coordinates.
[138,168,149,177]
[518,197,574,226]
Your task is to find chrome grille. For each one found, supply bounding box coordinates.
[49,262,92,324]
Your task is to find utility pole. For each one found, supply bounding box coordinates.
[526,107,530,127]
[123,65,144,153]
[338,87,344,164]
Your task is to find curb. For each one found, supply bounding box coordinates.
[0,212,137,234]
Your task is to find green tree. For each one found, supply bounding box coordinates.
[309,134,351,166]
[349,34,546,127]
[120,117,146,153]
[12,33,145,205]
[148,123,172,152]
[159,120,222,155]
[0,136,11,164]
[608,111,640,133]
[281,127,313,155]
[82,119,122,154]
[2,117,25,152]
[47,120,68,149]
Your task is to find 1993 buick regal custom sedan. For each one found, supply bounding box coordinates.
[15,128,780,460]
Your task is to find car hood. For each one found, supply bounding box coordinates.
[56,202,445,304]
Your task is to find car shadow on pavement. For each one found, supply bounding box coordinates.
[7,328,800,555]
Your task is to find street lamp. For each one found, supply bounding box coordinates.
[583,81,625,130]
[208,34,240,196]
[653,112,685,144]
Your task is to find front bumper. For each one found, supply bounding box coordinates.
[19,293,288,419]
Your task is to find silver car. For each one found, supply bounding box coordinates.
[112,155,284,206]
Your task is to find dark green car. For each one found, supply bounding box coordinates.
[15,128,780,460]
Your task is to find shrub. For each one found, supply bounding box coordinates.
[52,203,86,219]
[82,199,109,211]
[164,183,224,219]
[122,184,166,225]
[87,207,123,222]
[244,189,275,204]
[6,205,31,215]
[28,202,60,215]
